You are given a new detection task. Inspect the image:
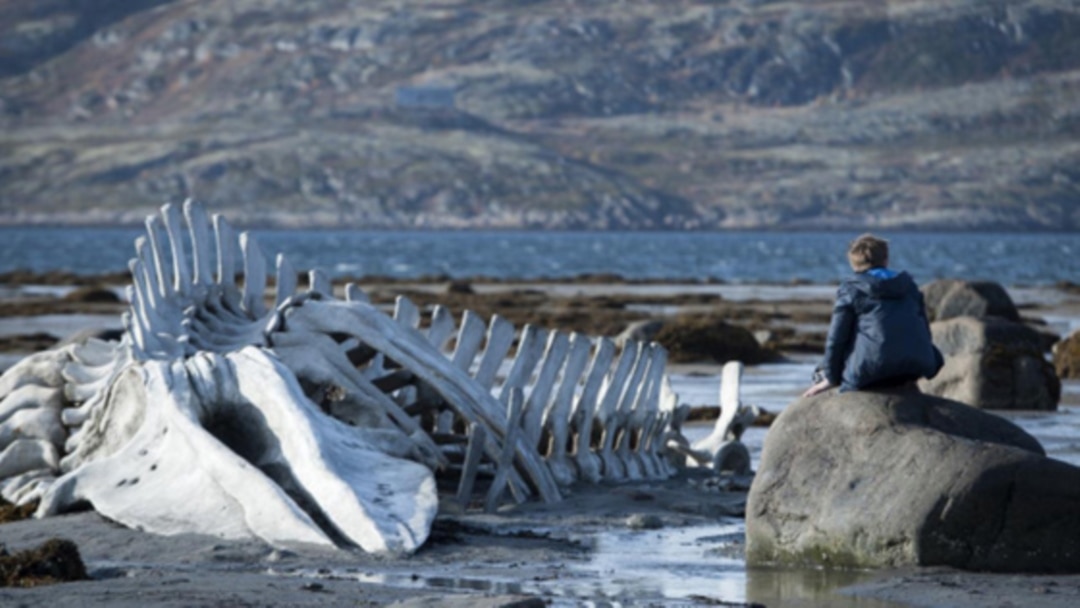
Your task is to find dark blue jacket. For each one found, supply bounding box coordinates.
[820,269,944,392]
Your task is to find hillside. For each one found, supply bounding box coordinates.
[1,0,1078,229]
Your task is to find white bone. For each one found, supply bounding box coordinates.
[284,301,560,503]
[391,296,418,330]
[0,350,74,397]
[183,199,214,290]
[239,232,267,317]
[213,214,239,298]
[616,344,663,480]
[426,305,457,352]
[472,315,515,389]
[485,388,525,513]
[0,439,59,479]
[39,359,336,548]
[541,332,592,486]
[275,254,298,309]
[0,385,64,425]
[0,406,65,452]
[499,325,548,404]
[455,423,487,509]
[571,338,615,484]
[308,269,332,298]
[601,342,649,481]
[0,469,54,505]
[160,203,191,298]
[693,361,745,455]
[345,283,369,303]
[450,311,486,371]
[521,332,570,448]
[145,215,173,300]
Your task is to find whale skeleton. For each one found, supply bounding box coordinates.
[0,200,749,554]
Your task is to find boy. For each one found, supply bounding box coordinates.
[803,234,943,397]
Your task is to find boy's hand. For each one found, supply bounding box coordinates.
[802,378,834,398]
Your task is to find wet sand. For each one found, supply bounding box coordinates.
[2,276,1080,606]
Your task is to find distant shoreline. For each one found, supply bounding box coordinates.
[3,220,1079,234]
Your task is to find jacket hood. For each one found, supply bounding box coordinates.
[844,269,916,299]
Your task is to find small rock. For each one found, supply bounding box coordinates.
[625,513,663,530]
[62,285,122,304]
[445,280,474,295]
[265,549,296,562]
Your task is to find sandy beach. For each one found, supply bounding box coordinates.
[2,276,1080,607]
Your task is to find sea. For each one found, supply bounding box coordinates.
[1,227,1077,285]
[2,226,1079,605]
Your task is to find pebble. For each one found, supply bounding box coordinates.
[625,513,663,530]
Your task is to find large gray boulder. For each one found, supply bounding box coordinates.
[921,279,1020,322]
[747,388,1080,572]
[920,316,1060,410]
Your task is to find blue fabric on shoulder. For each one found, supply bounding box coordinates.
[866,267,898,280]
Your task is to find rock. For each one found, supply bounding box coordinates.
[625,513,663,530]
[0,498,36,523]
[920,316,1060,410]
[1054,330,1080,379]
[0,538,88,587]
[61,285,121,304]
[445,280,474,295]
[747,388,1080,572]
[648,316,777,365]
[614,319,665,348]
[921,279,1020,322]
[1029,322,1062,353]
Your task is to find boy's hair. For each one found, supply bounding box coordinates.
[847,234,889,272]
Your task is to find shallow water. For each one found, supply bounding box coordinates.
[286,521,907,606]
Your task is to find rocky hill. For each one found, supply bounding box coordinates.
[1,0,1078,229]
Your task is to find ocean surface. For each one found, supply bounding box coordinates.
[2,227,1078,285]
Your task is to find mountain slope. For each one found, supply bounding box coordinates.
[1,0,1078,229]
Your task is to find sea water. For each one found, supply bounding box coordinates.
[1,227,1077,286]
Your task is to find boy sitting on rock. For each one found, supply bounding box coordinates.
[803,234,943,397]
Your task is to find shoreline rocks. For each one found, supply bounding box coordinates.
[920,315,1060,410]
[747,388,1080,572]
[919,279,1060,410]
[922,279,1021,323]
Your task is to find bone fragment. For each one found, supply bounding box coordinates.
[0,385,64,425]
[541,332,592,486]
[485,388,525,513]
[239,232,267,317]
[455,423,487,509]
[571,338,615,484]
[472,315,515,389]
[0,439,59,479]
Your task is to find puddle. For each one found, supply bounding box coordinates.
[565,523,747,602]
[271,522,908,606]
[746,567,909,607]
